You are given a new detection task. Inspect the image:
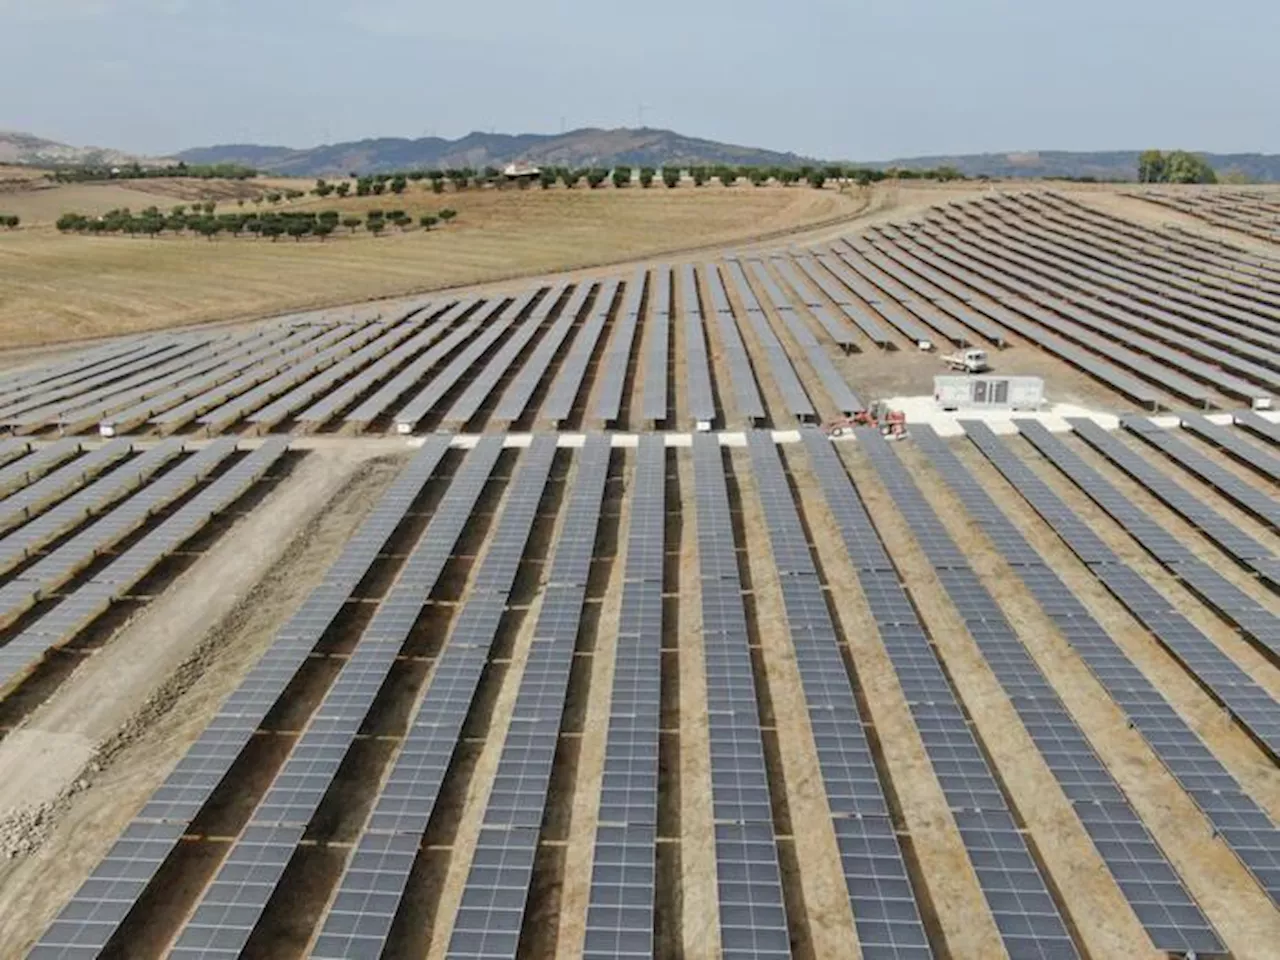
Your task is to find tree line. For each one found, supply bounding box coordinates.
[1137,150,1217,184]
[54,204,457,241]
[47,161,260,183]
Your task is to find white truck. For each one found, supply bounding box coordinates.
[942,348,990,373]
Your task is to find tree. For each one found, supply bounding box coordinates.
[367,220,386,237]
[562,169,583,189]
[313,179,333,197]
[638,167,655,188]
[718,169,735,187]
[824,165,845,182]
[372,182,386,195]
[1137,150,1167,183]
[438,208,457,223]
[57,213,86,232]
[262,221,284,242]
[390,175,407,194]
[662,167,680,188]
[692,167,707,187]
[587,169,607,189]
[342,216,362,234]
[313,223,335,241]
[2,215,18,229]
[539,170,558,190]
[432,179,445,194]
[420,214,439,230]
[612,165,632,188]
[203,201,216,214]
[336,182,351,198]
[287,220,312,241]
[807,171,826,189]
[267,192,282,204]
[1165,150,1217,184]
[171,205,187,216]
[285,190,305,201]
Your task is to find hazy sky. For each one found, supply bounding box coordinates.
[2,0,1276,159]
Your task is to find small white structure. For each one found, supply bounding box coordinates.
[502,162,541,179]
[935,375,1043,411]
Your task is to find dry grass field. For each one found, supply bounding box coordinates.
[0,180,883,348]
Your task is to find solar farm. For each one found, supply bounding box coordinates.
[0,187,1276,960]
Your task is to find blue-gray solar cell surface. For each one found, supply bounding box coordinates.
[1233,410,1280,447]
[312,436,557,960]
[691,435,792,959]
[723,259,815,421]
[446,434,611,960]
[640,266,671,424]
[681,265,717,427]
[706,265,767,423]
[542,281,621,425]
[31,438,451,959]
[595,270,647,425]
[749,432,933,960]
[911,425,1280,906]
[849,429,1221,956]
[582,435,665,960]
[960,420,1280,756]
[1178,413,1280,483]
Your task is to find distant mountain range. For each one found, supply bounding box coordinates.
[6,127,1280,181]
[0,130,158,168]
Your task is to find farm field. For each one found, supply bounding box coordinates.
[0,181,890,348]
[0,184,1274,960]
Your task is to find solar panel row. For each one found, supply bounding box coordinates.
[444,287,568,429]
[595,270,647,426]
[813,430,1081,959]
[313,435,555,959]
[817,249,932,346]
[0,339,152,407]
[1233,410,1280,447]
[445,434,611,960]
[1178,414,1280,484]
[681,265,717,428]
[542,281,621,426]
[746,259,862,415]
[925,217,1273,406]
[768,255,858,350]
[31,438,444,958]
[724,260,815,421]
[168,435,476,959]
[1014,420,1280,661]
[751,432,932,960]
[0,440,84,498]
[0,440,185,577]
[583,435,665,959]
[493,283,595,425]
[796,254,890,347]
[868,231,1162,409]
[834,247,969,346]
[395,290,546,432]
[1066,419,1280,594]
[851,429,1221,955]
[690,435,791,959]
[641,266,671,424]
[911,424,1280,906]
[706,265,767,424]
[0,439,132,535]
[960,421,1280,757]
[1121,418,1280,531]
[0,438,281,703]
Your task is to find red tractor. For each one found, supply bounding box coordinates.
[824,400,907,439]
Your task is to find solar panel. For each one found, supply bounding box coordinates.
[1233,410,1280,447]
[640,266,671,424]
[168,436,488,958]
[691,435,791,959]
[313,436,558,960]
[493,283,595,425]
[32,439,445,957]
[706,265,767,424]
[446,435,611,960]
[869,232,1162,409]
[442,286,568,429]
[595,270,647,426]
[768,255,858,349]
[394,290,545,432]
[0,439,82,498]
[724,259,815,421]
[1121,417,1280,530]
[803,430,1081,958]
[960,420,1280,756]
[0,440,184,577]
[817,248,932,346]
[834,245,969,346]
[582,435,666,960]
[1179,413,1280,483]
[540,281,621,425]
[681,266,717,428]
[746,258,862,414]
[849,428,1220,955]
[0,339,153,408]
[1014,420,1280,660]
[246,306,434,431]
[925,217,1274,405]
[796,253,890,348]
[912,424,1280,907]
[748,432,932,959]
[1067,418,1279,589]
[0,440,131,535]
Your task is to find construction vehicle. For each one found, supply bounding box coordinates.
[942,348,990,373]
[824,400,907,439]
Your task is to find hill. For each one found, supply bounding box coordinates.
[0,131,160,169]
[175,127,816,175]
